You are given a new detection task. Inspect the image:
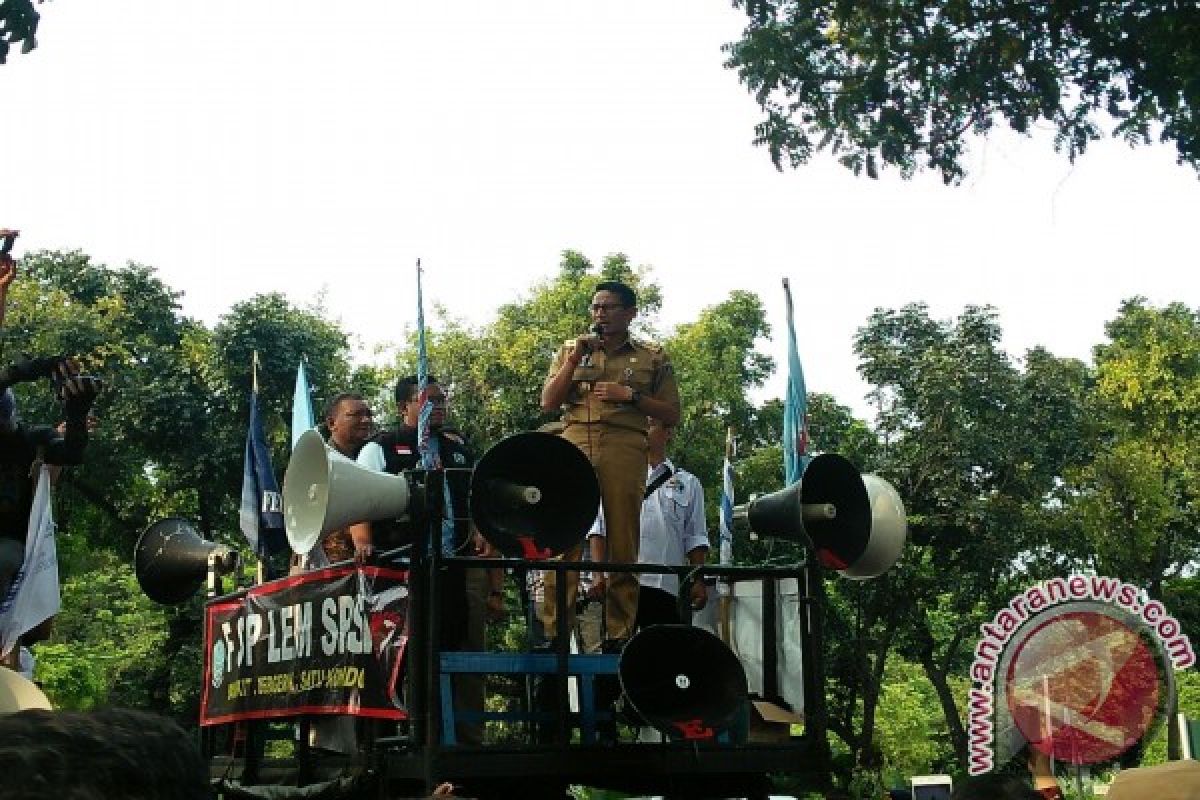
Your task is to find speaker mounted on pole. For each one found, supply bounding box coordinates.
[134,517,239,605]
[282,429,412,555]
[470,431,600,559]
[736,453,907,579]
[618,625,748,741]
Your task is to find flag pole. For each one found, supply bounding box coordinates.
[719,425,735,567]
[718,425,735,644]
[410,256,437,759]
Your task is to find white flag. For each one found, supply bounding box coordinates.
[0,467,61,657]
[719,428,736,568]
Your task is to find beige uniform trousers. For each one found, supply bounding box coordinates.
[541,424,646,643]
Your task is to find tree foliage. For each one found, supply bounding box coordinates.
[665,289,774,526]
[1057,299,1200,591]
[836,303,1092,766]
[388,250,664,451]
[3,251,354,712]
[724,1,1200,183]
[0,0,39,64]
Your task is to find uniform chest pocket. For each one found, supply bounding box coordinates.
[661,481,691,516]
[623,363,656,393]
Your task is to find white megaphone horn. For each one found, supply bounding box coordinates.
[283,429,412,554]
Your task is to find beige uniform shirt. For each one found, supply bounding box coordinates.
[548,335,680,434]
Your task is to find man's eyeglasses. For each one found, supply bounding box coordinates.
[590,303,627,313]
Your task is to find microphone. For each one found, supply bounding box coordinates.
[581,324,603,353]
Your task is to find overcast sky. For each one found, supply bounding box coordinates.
[3,2,1197,419]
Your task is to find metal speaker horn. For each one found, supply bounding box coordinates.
[619,625,748,740]
[470,431,600,559]
[848,474,908,579]
[283,429,412,555]
[739,453,904,578]
[134,518,239,605]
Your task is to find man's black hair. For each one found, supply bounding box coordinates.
[594,280,636,308]
[323,391,365,425]
[394,375,438,408]
[0,707,210,799]
[951,773,1041,800]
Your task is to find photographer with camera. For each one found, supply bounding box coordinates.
[0,354,101,603]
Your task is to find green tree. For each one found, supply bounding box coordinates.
[0,0,39,64]
[1057,299,1200,593]
[724,1,1200,183]
[5,252,359,718]
[874,657,961,785]
[665,289,774,529]
[844,303,1090,769]
[6,251,212,547]
[388,250,663,451]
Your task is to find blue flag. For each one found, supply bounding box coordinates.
[416,260,436,470]
[719,427,736,566]
[290,360,315,451]
[239,388,286,558]
[782,278,810,485]
[414,260,455,555]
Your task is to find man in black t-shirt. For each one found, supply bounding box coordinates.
[352,375,499,745]
[353,377,473,557]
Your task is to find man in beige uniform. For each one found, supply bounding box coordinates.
[540,280,680,648]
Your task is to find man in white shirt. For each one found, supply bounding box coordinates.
[590,417,709,631]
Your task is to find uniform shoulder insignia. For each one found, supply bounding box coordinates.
[632,337,662,354]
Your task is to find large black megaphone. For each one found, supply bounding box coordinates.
[470,431,600,559]
[736,453,907,579]
[283,429,412,555]
[619,625,748,740]
[134,518,240,605]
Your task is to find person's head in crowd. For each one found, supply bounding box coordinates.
[950,772,1041,800]
[0,707,210,799]
[323,392,373,456]
[1107,760,1200,800]
[590,280,638,338]
[395,375,446,430]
